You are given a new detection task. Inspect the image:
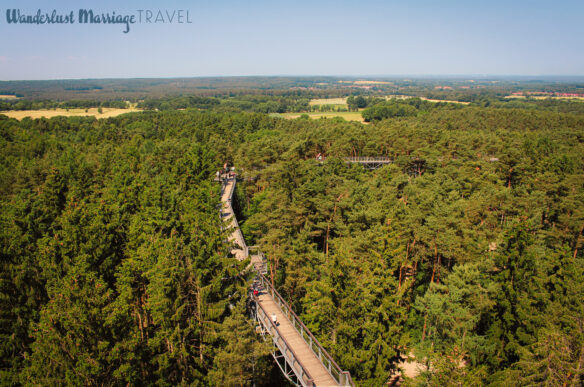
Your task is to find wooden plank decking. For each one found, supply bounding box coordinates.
[220,178,247,261]
[220,176,345,386]
[256,291,338,386]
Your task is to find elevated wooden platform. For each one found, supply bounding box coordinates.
[316,156,392,170]
[219,175,353,386]
[344,156,392,169]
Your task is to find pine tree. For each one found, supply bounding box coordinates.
[208,300,271,386]
[487,221,544,370]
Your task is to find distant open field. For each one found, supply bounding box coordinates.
[387,95,470,105]
[0,95,18,99]
[310,95,469,107]
[338,80,392,85]
[354,80,392,85]
[278,111,365,122]
[309,97,348,106]
[0,107,142,120]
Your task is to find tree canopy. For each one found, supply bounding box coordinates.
[1,95,583,385]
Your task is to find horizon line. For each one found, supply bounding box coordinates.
[2,74,584,83]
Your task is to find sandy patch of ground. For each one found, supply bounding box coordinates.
[399,357,426,378]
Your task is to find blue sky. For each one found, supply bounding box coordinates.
[0,0,582,80]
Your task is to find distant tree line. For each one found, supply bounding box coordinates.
[0,99,128,111]
[138,95,310,113]
[361,98,464,122]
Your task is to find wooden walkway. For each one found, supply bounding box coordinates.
[344,156,391,163]
[219,175,352,387]
[315,156,391,170]
[256,292,337,386]
[220,178,266,272]
[220,178,247,261]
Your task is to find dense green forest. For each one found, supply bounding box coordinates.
[0,112,276,385]
[1,97,583,385]
[231,107,584,385]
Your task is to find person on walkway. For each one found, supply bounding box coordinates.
[271,313,278,326]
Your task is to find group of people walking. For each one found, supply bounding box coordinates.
[216,163,236,181]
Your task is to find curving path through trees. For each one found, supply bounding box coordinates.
[219,174,353,387]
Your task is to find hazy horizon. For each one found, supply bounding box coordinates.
[2,74,584,83]
[1,0,583,81]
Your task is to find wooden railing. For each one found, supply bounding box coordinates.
[221,173,353,386]
[253,292,315,386]
[222,177,249,258]
[248,245,268,274]
[256,274,354,386]
[344,156,391,163]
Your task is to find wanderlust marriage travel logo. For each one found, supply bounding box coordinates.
[5,9,193,33]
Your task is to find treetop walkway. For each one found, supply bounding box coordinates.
[219,174,354,387]
[315,156,392,170]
